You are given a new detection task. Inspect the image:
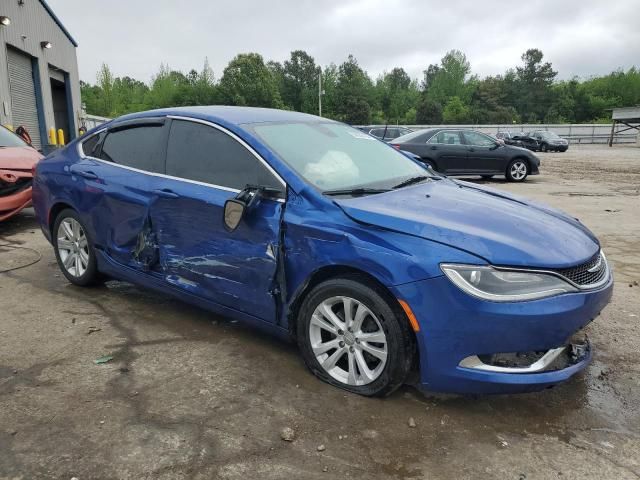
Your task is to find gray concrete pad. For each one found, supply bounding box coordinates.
[0,145,638,479]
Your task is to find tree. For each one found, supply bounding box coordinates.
[442,96,471,124]
[334,55,374,124]
[515,48,557,122]
[416,96,443,124]
[377,68,418,123]
[96,63,115,116]
[219,53,282,107]
[282,50,318,113]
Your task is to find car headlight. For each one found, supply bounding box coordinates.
[440,264,578,302]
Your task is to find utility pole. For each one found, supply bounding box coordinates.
[318,70,322,117]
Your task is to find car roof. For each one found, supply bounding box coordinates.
[393,128,441,143]
[112,106,327,127]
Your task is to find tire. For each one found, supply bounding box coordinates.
[506,159,529,182]
[53,209,101,286]
[297,277,415,397]
[541,143,548,152]
[481,175,494,180]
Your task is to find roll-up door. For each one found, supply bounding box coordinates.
[7,47,42,149]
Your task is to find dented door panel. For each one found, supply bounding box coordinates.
[148,178,282,322]
[70,159,161,270]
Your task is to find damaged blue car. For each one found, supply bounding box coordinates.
[32,107,613,396]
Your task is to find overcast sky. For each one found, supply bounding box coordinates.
[48,0,639,84]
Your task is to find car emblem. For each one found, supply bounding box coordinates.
[587,255,603,273]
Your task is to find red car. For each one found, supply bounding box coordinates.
[0,125,42,221]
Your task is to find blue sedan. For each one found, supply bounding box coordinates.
[32,107,613,396]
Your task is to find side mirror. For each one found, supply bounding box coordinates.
[223,199,246,231]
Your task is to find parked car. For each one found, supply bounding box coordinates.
[361,126,413,142]
[0,125,42,221]
[391,128,540,182]
[529,130,569,152]
[33,107,612,396]
[496,131,525,148]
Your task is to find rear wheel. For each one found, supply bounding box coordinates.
[506,159,529,182]
[297,278,415,397]
[53,209,100,286]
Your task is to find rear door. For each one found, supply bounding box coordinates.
[461,131,503,173]
[425,130,467,173]
[75,119,170,271]
[149,117,286,322]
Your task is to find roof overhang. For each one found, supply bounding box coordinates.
[39,0,78,47]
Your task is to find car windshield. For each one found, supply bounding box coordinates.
[0,126,28,148]
[540,131,560,139]
[249,122,430,192]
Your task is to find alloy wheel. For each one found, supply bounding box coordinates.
[309,296,388,386]
[510,161,528,181]
[57,218,90,278]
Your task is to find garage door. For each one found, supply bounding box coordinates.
[7,48,42,149]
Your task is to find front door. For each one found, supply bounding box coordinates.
[461,131,503,173]
[150,118,286,322]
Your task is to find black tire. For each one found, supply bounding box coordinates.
[481,175,494,179]
[506,158,529,182]
[297,277,415,397]
[53,209,101,286]
[541,143,548,152]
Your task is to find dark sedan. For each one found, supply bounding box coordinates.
[392,128,540,182]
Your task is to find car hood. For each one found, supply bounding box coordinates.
[0,146,42,170]
[335,179,599,269]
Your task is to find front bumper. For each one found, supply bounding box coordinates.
[0,186,33,222]
[392,273,613,394]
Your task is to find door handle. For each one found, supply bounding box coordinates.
[70,167,98,180]
[153,189,180,199]
[430,146,437,150]
[468,148,475,152]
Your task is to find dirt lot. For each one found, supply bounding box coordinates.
[1,144,639,479]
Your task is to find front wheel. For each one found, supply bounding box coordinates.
[297,278,415,397]
[506,159,529,182]
[540,143,548,152]
[53,209,100,286]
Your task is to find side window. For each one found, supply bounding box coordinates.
[99,126,166,173]
[428,131,462,145]
[369,128,384,138]
[463,131,496,147]
[165,120,282,193]
[81,131,106,157]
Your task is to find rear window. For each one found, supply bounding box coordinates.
[81,131,106,157]
[99,126,165,173]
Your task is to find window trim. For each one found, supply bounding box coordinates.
[77,116,287,200]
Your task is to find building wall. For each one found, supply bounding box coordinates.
[0,0,80,144]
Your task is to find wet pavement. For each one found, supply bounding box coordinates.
[0,145,639,479]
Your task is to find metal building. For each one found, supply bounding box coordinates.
[0,0,80,150]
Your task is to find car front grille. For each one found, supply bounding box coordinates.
[551,250,608,288]
[0,178,32,197]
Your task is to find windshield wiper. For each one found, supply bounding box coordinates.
[323,187,390,197]
[392,175,432,189]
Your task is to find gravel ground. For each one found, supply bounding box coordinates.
[0,144,639,479]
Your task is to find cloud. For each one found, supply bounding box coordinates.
[48,0,639,83]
